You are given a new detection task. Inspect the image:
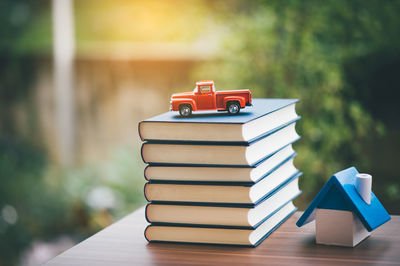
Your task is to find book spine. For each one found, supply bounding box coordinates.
[143,182,150,202]
[144,224,150,242]
[141,143,148,164]
[144,165,150,181]
[144,204,151,224]
[138,121,145,141]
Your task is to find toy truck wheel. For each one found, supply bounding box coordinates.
[227,101,240,114]
[179,104,192,117]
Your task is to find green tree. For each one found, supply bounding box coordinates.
[194,0,400,206]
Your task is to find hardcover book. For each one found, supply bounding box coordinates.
[146,176,301,228]
[141,122,300,166]
[144,145,296,183]
[139,98,299,143]
[144,159,301,206]
[145,201,297,247]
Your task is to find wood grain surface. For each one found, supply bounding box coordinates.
[44,207,400,265]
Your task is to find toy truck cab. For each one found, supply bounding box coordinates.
[170,81,252,117]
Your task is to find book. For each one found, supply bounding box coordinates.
[141,122,300,166]
[139,98,299,143]
[146,176,301,228]
[144,144,296,183]
[144,201,297,246]
[144,158,301,205]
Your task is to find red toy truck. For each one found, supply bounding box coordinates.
[170,80,252,117]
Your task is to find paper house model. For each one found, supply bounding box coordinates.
[296,167,391,247]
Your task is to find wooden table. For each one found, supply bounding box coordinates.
[45,207,400,265]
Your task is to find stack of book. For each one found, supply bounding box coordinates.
[139,99,302,247]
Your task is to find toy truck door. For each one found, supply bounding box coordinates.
[196,84,215,110]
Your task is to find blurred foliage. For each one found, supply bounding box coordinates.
[0,2,51,264]
[0,138,145,265]
[0,0,52,55]
[55,147,146,221]
[0,0,50,143]
[0,138,71,266]
[193,0,400,207]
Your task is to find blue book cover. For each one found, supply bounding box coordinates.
[142,98,298,124]
[146,152,297,186]
[144,171,302,207]
[139,98,300,145]
[144,143,296,172]
[144,206,297,247]
[146,176,302,229]
[141,120,301,166]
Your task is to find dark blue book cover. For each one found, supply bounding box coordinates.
[141,98,298,124]
[144,207,297,247]
[139,98,300,145]
[141,120,301,167]
[144,171,302,207]
[146,152,297,185]
[146,181,302,229]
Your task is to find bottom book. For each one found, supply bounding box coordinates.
[145,201,297,247]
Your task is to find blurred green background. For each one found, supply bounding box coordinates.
[1,0,399,265]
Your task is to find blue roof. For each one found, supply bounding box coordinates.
[296,167,391,231]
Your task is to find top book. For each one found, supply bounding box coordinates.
[139,98,299,144]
